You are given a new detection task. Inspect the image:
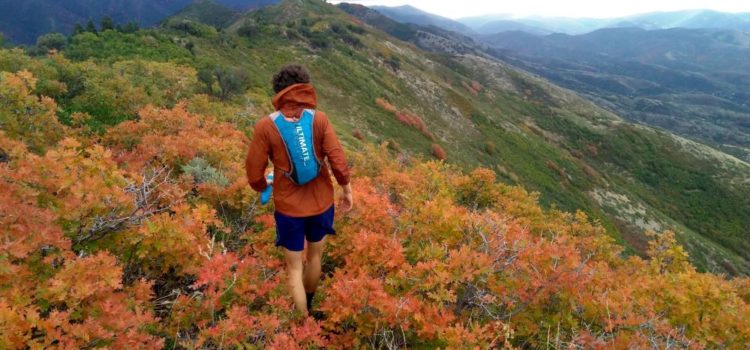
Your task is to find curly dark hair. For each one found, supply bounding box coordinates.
[272,64,311,93]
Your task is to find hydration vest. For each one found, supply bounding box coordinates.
[269,109,321,185]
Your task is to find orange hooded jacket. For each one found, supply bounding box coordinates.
[245,83,350,217]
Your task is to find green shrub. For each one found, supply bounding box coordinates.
[35,33,67,53]
[182,157,230,187]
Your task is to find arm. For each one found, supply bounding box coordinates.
[246,120,271,192]
[319,112,353,211]
[319,112,351,186]
[339,182,353,212]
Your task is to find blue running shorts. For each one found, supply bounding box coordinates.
[273,205,336,252]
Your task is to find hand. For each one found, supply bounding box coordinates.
[339,184,353,213]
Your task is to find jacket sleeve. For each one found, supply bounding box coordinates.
[319,112,351,186]
[246,120,270,192]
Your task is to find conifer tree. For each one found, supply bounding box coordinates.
[85,19,98,34]
[73,23,85,36]
[100,16,114,32]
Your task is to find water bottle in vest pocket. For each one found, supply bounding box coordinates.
[269,109,321,185]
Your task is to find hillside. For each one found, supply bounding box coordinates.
[338,3,750,274]
[1,0,750,347]
[171,0,242,28]
[0,0,281,44]
[482,27,750,162]
[5,0,749,273]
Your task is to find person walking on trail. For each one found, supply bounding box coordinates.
[245,64,353,315]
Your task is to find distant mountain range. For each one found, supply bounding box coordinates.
[461,10,750,35]
[370,5,475,35]
[337,3,483,56]
[371,5,750,35]
[0,0,279,44]
[368,5,750,160]
[482,27,750,160]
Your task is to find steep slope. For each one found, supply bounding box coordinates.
[482,27,750,161]
[0,0,192,44]
[339,3,750,273]
[170,0,241,28]
[336,3,483,56]
[22,0,746,275]
[217,0,281,10]
[0,0,281,44]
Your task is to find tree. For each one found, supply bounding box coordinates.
[197,67,216,94]
[73,23,85,36]
[85,19,98,34]
[118,21,140,33]
[196,66,248,100]
[0,71,67,152]
[214,66,249,100]
[100,16,115,32]
[36,33,67,53]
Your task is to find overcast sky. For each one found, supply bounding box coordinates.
[328,0,750,19]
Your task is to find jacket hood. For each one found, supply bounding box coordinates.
[272,83,317,118]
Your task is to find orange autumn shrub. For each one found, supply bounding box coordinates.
[105,103,255,211]
[376,97,434,139]
[375,97,397,113]
[0,70,67,152]
[431,143,447,160]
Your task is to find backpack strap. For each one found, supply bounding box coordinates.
[268,111,282,121]
[268,111,294,180]
[301,109,321,163]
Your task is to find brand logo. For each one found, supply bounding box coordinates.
[295,124,311,164]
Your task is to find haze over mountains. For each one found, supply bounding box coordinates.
[461,10,750,35]
[371,5,750,35]
[370,5,475,35]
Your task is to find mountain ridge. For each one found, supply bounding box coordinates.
[370,4,475,35]
[456,9,750,35]
[0,0,281,44]
[481,26,750,161]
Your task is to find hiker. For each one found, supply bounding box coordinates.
[245,64,353,315]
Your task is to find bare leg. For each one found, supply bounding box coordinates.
[304,238,325,294]
[283,248,307,314]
